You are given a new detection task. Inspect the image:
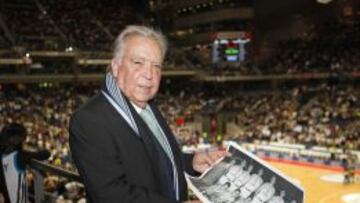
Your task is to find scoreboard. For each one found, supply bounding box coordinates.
[212,38,250,63]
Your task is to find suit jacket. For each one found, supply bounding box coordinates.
[69,92,196,203]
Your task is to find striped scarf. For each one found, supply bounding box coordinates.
[101,73,139,135]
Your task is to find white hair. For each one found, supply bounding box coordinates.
[113,25,167,62]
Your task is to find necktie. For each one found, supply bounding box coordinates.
[139,106,179,200]
[140,108,165,150]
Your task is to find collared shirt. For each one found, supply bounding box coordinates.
[130,102,143,114]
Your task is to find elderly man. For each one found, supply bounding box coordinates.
[69,25,225,203]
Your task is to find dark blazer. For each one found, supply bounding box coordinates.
[69,92,196,203]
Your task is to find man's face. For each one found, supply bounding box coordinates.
[111,35,162,108]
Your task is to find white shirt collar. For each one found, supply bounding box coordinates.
[130,102,147,113]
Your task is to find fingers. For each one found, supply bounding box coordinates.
[207,151,219,163]
[207,150,227,164]
[214,150,228,158]
[193,150,229,173]
[204,150,215,165]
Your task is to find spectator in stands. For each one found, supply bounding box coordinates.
[69,25,225,202]
[0,122,50,203]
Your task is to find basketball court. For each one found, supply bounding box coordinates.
[267,160,360,203]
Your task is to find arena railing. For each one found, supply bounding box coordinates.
[29,159,81,203]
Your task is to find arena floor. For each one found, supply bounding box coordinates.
[267,161,360,203]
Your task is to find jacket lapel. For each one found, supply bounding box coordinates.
[124,99,173,196]
[127,102,160,162]
[149,103,185,175]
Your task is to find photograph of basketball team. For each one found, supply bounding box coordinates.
[187,142,305,203]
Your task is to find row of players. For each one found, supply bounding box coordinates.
[201,160,297,203]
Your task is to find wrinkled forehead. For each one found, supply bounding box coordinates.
[123,35,163,61]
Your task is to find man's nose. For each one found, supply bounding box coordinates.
[143,62,153,79]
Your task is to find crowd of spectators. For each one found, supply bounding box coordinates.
[3,82,359,159]
[0,85,94,202]
[156,83,360,152]
[1,1,64,50]
[0,85,95,169]
[198,21,360,75]
[175,0,253,17]
[222,84,360,151]
[1,1,359,77]
[0,29,11,49]
[0,0,142,51]
[38,0,112,51]
[258,22,360,74]
[1,81,359,201]
[162,84,360,154]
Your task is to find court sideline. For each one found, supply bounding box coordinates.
[268,161,360,203]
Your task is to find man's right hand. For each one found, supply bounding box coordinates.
[193,150,227,173]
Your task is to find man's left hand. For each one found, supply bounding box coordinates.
[192,150,227,173]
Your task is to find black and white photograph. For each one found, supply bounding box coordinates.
[187,142,305,203]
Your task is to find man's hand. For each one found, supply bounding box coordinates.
[193,150,227,173]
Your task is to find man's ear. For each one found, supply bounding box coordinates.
[111,60,119,77]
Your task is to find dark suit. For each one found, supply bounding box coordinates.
[69,91,196,203]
